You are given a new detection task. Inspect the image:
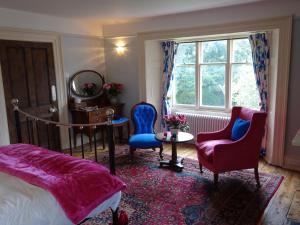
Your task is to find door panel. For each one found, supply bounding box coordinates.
[0,40,60,150]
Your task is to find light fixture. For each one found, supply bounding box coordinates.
[115,41,126,55]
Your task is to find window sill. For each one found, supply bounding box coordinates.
[171,107,231,117]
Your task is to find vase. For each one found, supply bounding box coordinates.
[110,96,118,104]
[170,128,179,138]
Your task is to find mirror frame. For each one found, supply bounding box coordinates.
[69,70,105,100]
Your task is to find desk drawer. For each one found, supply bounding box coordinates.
[89,110,107,123]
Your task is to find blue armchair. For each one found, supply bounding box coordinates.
[128,102,163,159]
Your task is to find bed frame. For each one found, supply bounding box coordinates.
[11,98,120,225]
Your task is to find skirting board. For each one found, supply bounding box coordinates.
[284,157,300,172]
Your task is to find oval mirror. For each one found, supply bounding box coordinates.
[70,70,105,99]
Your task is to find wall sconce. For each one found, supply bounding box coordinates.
[115,41,126,55]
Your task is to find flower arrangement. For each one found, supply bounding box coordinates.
[103,82,123,97]
[82,82,97,96]
[163,114,190,132]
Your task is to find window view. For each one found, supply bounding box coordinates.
[173,43,196,105]
[172,37,260,110]
[201,40,227,107]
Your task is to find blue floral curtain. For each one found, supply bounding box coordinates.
[249,33,270,156]
[249,33,270,112]
[160,41,178,129]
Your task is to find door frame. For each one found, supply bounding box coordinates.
[0,27,68,147]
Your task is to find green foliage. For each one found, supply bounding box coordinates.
[173,38,259,109]
[231,64,260,109]
[202,40,227,63]
[201,65,225,107]
[175,43,196,65]
[174,66,195,104]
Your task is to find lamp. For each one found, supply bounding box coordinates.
[115,41,126,55]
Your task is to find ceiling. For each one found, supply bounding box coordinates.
[0,0,263,24]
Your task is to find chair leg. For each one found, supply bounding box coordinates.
[159,146,164,160]
[254,167,261,188]
[199,163,203,173]
[130,147,136,160]
[214,173,219,189]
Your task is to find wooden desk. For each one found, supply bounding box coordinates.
[70,103,124,149]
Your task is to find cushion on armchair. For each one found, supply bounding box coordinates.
[196,139,234,162]
[231,118,251,141]
[129,134,162,149]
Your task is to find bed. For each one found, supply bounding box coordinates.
[0,144,126,225]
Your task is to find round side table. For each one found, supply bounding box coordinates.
[155,131,194,172]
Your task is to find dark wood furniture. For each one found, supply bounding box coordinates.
[70,103,124,149]
[155,131,194,172]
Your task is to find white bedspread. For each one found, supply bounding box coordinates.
[0,172,121,225]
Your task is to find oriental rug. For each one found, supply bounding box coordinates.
[83,148,283,225]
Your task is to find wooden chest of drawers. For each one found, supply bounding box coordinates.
[70,104,124,149]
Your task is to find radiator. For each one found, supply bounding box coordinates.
[175,112,230,138]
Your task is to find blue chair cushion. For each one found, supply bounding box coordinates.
[133,104,156,134]
[112,117,129,125]
[129,134,162,149]
[231,117,251,141]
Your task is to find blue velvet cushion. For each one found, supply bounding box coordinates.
[112,117,129,125]
[133,105,156,134]
[231,118,251,141]
[129,134,162,148]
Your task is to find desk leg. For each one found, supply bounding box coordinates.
[101,127,105,150]
[89,135,93,151]
[118,126,123,143]
[127,122,130,143]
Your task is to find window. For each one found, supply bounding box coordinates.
[172,37,260,111]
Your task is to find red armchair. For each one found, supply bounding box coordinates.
[195,107,267,188]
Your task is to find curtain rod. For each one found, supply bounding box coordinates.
[176,31,267,44]
[177,36,248,44]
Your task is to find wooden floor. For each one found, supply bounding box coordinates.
[71,142,300,225]
[165,143,300,225]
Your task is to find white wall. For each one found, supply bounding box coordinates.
[0,7,102,36]
[60,34,106,88]
[104,37,139,117]
[145,40,163,130]
[103,0,300,37]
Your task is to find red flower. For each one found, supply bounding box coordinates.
[118,210,129,225]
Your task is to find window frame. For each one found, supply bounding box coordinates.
[171,36,255,113]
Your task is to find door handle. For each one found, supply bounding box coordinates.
[51,85,57,102]
[49,106,58,113]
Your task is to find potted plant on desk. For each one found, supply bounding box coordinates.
[103,82,124,104]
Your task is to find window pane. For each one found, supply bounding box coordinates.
[174,43,196,65]
[232,39,252,63]
[174,66,196,105]
[231,64,260,109]
[202,40,227,63]
[200,65,225,107]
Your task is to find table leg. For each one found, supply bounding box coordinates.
[171,141,177,163]
[159,141,184,172]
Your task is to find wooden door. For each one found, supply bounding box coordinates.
[0,40,60,150]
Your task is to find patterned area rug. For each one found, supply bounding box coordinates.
[83,148,283,225]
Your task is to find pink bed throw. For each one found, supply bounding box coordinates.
[0,144,126,224]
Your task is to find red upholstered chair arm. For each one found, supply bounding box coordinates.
[197,129,229,142]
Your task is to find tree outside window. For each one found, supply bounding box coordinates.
[172,38,260,110]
